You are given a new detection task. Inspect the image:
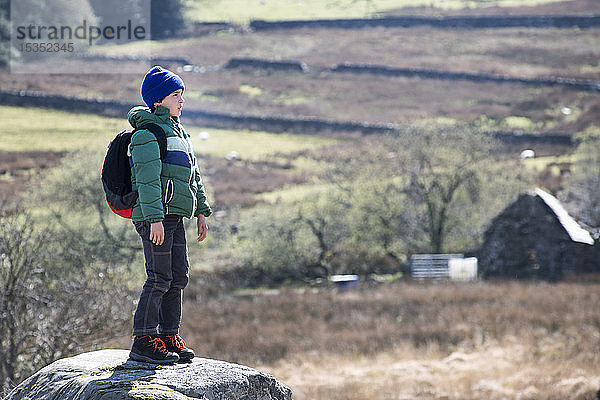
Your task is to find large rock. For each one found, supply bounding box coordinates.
[5,349,293,400]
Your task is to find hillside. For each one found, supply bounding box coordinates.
[2,0,598,209]
[2,1,598,145]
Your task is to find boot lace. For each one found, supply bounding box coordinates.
[142,335,168,355]
[166,334,186,350]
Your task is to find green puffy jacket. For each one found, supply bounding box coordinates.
[128,105,211,223]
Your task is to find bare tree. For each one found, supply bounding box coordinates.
[397,128,496,253]
[0,204,135,395]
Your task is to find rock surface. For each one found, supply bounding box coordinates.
[5,349,293,400]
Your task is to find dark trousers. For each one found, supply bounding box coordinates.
[132,215,189,337]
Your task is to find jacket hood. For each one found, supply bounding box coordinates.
[128,105,178,129]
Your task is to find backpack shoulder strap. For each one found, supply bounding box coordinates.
[135,123,168,160]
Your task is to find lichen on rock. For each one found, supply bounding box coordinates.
[5,349,293,400]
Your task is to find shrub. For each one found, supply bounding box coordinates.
[0,204,135,395]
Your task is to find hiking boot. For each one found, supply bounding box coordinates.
[161,334,195,361]
[129,335,180,364]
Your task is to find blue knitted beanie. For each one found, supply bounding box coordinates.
[141,66,185,108]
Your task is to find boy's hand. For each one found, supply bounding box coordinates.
[150,221,164,245]
[197,215,208,242]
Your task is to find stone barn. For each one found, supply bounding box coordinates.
[477,188,598,280]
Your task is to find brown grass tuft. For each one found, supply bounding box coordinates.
[173,281,600,399]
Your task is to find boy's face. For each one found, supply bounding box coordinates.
[155,89,184,117]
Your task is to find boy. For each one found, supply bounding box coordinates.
[128,66,211,364]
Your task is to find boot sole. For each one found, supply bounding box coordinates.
[129,351,179,365]
[177,353,194,362]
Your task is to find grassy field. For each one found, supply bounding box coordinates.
[183,0,572,23]
[103,281,600,399]
[0,105,339,206]
[188,281,600,400]
[0,106,337,155]
[0,107,126,152]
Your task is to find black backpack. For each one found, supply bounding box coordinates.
[101,123,167,219]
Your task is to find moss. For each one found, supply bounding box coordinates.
[90,365,117,376]
[128,381,191,400]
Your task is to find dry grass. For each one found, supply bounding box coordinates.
[160,281,600,399]
[103,269,600,398]
[262,342,600,400]
[180,282,600,364]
